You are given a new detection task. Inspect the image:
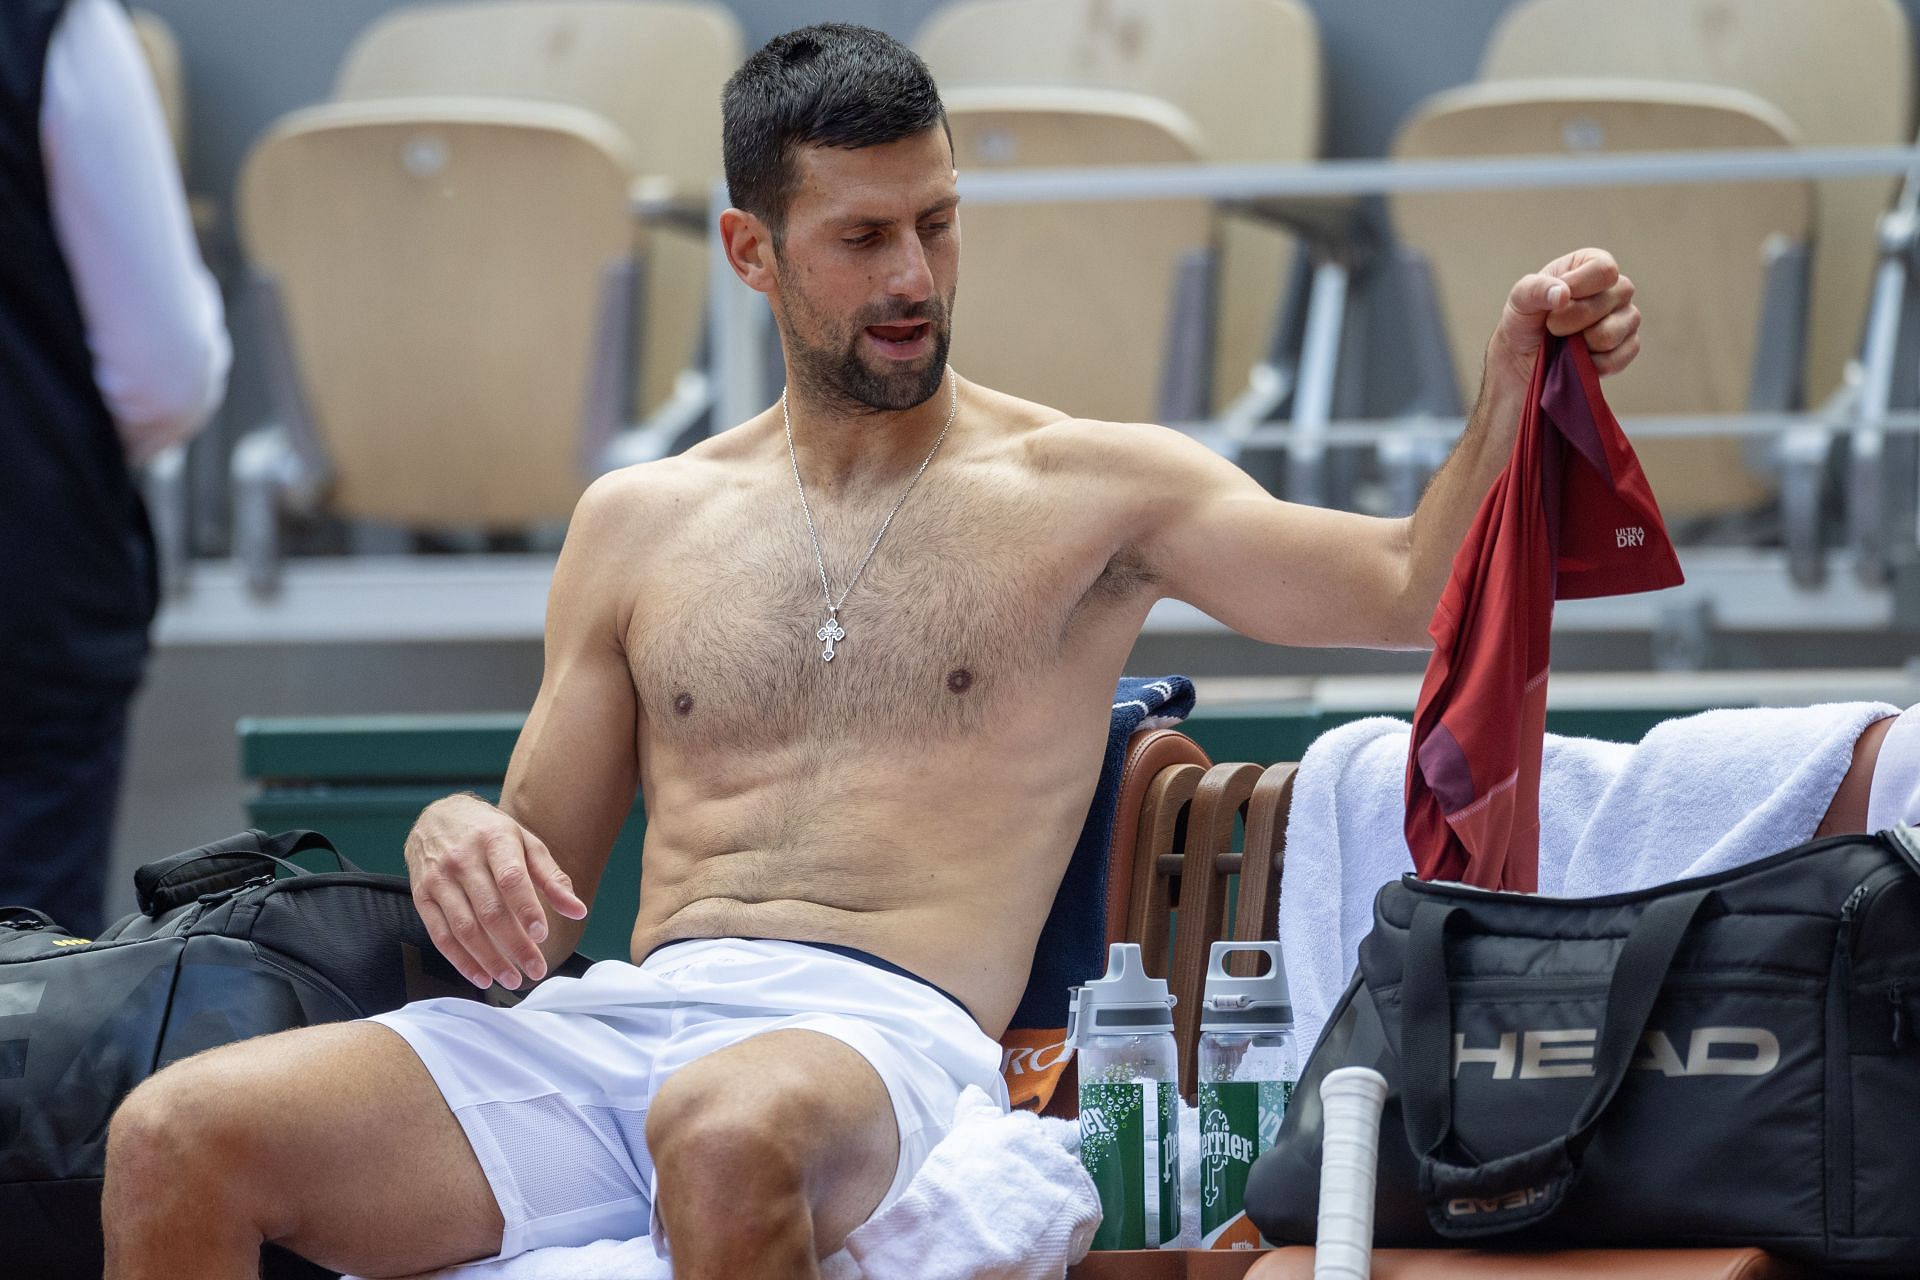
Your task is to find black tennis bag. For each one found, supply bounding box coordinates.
[1246,825,1920,1272]
[0,828,585,1279]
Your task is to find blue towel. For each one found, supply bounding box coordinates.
[1008,675,1196,1031]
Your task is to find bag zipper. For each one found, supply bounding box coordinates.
[1405,830,1906,910]
[1840,862,1910,962]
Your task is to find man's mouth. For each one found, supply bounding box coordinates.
[865,321,932,353]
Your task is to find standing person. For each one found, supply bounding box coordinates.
[0,0,229,937]
[101,24,1637,1280]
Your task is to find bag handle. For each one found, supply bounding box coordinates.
[135,830,357,917]
[0,906,60,931]
[1399,887,1711,1238]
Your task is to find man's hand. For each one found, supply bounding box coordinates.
[1487,247,1642,393]
[405,793,589,990]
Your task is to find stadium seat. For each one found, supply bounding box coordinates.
[940,87,1216,424]
[1389,80,1813,521]
[129,9,185,160]
[232,99,667,593]
[916,0,1323,418]
[1481,0,1915,414]
[334,0,742,423]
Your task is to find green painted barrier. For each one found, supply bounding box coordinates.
[239,701,1713,963]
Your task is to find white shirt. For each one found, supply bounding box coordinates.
[39,0,230,465]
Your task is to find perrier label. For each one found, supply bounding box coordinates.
[1198,1078,1293,1247]
[1079,1080,1180,1249]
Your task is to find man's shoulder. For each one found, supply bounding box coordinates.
[581,434,749,521]
[1009,407,1196,478]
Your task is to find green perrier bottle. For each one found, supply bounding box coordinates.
[1196,940,1296,1249]
[1070,943,1181,1250]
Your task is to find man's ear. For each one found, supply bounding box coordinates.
[719,208,777,296]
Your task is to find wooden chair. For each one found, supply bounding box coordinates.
[232,99,644,587]
[917,0,1323,416]
[335,1,742,420]
[1390,80,1814,520]
[1025,729,1297,1115]
[1009,722,1216,1116]
[940,87,1217,426]
[1481,0,1915,415]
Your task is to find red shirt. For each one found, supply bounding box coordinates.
[1405,336,1684,891]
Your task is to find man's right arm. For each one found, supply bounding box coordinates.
[405,474,645,989]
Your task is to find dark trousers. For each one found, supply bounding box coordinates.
[0,702,128,937]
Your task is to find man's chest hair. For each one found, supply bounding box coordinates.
[630,478,1144,749]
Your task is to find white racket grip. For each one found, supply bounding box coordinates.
[1312,1066,1390,1280]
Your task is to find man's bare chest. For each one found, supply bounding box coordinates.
[626,477,1147,748]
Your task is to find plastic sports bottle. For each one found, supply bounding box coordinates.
[1070,942,1181,1251]
[1197,940,1297,1249]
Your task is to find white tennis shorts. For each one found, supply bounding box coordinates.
[366,937,1008,1262]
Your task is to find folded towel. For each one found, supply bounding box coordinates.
[836,1086,1098,1279]
[1281,703,1898,1054]
[355,1086,1098,1280]
[1556,700,1900,897]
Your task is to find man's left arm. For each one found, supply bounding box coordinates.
[1138,249,1641,649]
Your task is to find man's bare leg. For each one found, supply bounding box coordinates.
[646,1028,900,1279]
[103,1022,504,1280]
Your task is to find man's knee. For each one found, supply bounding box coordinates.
[647,1068,811,1201]
[105,1041,295,1230]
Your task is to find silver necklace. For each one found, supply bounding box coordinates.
[784,369,958,662]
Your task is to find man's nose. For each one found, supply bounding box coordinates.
[885,234,934,302]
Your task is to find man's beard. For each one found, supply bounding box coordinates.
[779,283,955,415]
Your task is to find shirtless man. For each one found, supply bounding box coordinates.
[101,23,1642,1280]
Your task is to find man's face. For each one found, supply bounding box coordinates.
[769,128,960,414]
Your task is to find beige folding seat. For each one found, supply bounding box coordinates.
[917,0,1322,417]
[335,1,742,419]
[1481,0,1914,414]
[232,100,647,591]
[941,88,1215,423]
[1391,81,1814,521]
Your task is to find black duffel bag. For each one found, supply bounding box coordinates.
[1247,825,1920,1272]
[0,828,587,1279]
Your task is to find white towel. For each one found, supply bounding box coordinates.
[352,1086,1098,1280]
[1279,703,1899,1055]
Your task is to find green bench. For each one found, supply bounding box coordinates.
[239,701,1710,963]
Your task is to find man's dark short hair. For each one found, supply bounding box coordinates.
[722,23,949,244]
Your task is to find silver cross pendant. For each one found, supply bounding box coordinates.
[816,614,847,662]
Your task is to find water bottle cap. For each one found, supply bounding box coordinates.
[1068,942,1175,1043]
[1199,941,1292,1033]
